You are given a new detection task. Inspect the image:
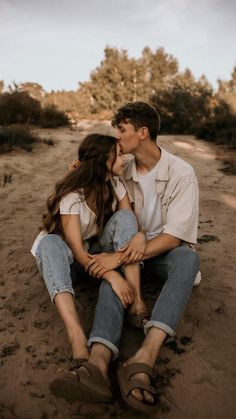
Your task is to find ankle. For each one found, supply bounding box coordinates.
[89,343,112,375]
[68,330,89,360]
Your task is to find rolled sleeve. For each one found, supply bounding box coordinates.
[162,178,199,244]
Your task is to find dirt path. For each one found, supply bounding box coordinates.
[0,122,236,419]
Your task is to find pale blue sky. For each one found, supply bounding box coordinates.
[0,0,235,91]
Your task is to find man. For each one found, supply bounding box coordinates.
[108,101,200,412]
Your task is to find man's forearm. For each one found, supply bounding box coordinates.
[142,233,181,260]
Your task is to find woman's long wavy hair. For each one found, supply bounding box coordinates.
[42,133,118,237]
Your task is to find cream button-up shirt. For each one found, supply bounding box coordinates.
[120,147,199,245]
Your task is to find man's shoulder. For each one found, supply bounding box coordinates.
[164,148,196,179]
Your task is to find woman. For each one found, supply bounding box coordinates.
[31,133,148,401]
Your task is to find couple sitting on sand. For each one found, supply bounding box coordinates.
[31,101,200,414]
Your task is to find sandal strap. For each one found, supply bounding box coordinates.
[118,363,155,398]
[124,362,154,379]
[124,378,156,398]
[78,361,106,383]
[70,357,88,370]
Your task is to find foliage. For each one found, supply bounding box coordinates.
[196,98,236,148]
[0,125,37,153]
[0,91,41,125]
[39,105,69,128]
[151,71,213,134]
[79,46,178,112]
[0,89,69,127]
[1,48,235,148]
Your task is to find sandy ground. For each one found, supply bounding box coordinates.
[0,121,236,419]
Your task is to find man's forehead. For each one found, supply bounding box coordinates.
[117,120,132,128]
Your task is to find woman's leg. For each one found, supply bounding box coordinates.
[36,234,89,360]
[97,209,147,315]
[122,264,147,316]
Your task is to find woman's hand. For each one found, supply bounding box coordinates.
[85,252,123,278]
[118,231,147,264]
[108,276,134,308]
[68,160,80,171]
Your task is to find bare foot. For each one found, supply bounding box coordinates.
[123,356,155,404]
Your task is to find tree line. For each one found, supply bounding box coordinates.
[1,46,236,147]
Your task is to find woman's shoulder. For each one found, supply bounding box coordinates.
[111,177,126,200]
[60,190,83,214]
[61,190,83,203]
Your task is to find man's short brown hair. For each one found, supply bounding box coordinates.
[112,101,161,140]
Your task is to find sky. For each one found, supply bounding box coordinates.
[0,0,235,92]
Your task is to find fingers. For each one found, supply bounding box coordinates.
[118,244,128,252]
[125,250,144,265]
[86,259,107,278]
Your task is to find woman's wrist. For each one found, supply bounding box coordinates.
[75,250,90,267]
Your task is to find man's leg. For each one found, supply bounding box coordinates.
[36,234,89,360]
[121,245,199,403]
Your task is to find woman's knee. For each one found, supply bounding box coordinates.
[113,209,138,232]
[37,234,72,263]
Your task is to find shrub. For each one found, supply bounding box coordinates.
[0,125,37,153]
[196,99,236,148]
[39,105,69,128]
[0,91,69,128]
[0,91,41,125]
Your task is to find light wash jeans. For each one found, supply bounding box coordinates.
[89,244,199,357]
[35,209,138,357]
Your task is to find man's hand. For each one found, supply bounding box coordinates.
[118,231,146,264]
[85,252,123,278]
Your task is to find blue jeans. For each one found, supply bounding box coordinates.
[35,209,138,357]
[89,244,199,356]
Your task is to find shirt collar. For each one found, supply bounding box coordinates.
[123,146,170,181]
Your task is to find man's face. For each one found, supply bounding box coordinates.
[116,122,141,154]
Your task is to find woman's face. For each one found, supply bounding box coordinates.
[106,143,124,177]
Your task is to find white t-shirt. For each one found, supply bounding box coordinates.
[136,163,162,241]
[31,178,126,256]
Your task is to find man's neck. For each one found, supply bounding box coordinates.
[134,142,161,174]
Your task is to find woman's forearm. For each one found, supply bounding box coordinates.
[73,249,91,268]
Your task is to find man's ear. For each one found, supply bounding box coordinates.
[139,127,148,140]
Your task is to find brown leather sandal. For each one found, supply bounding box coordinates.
[50,359,112,403]
[117,362,158,414]
[126,311,149,329]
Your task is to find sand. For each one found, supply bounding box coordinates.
[0,121,236,419]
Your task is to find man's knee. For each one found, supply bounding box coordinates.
[169,246,199,272]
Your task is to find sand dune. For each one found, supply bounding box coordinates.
[0,122,236,419]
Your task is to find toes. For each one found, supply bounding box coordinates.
[143,390,154,404]
[131,389,144,402]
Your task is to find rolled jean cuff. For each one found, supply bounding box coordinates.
[144,320,176,337]
[51,287,75,303]
[87,337,119,360]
